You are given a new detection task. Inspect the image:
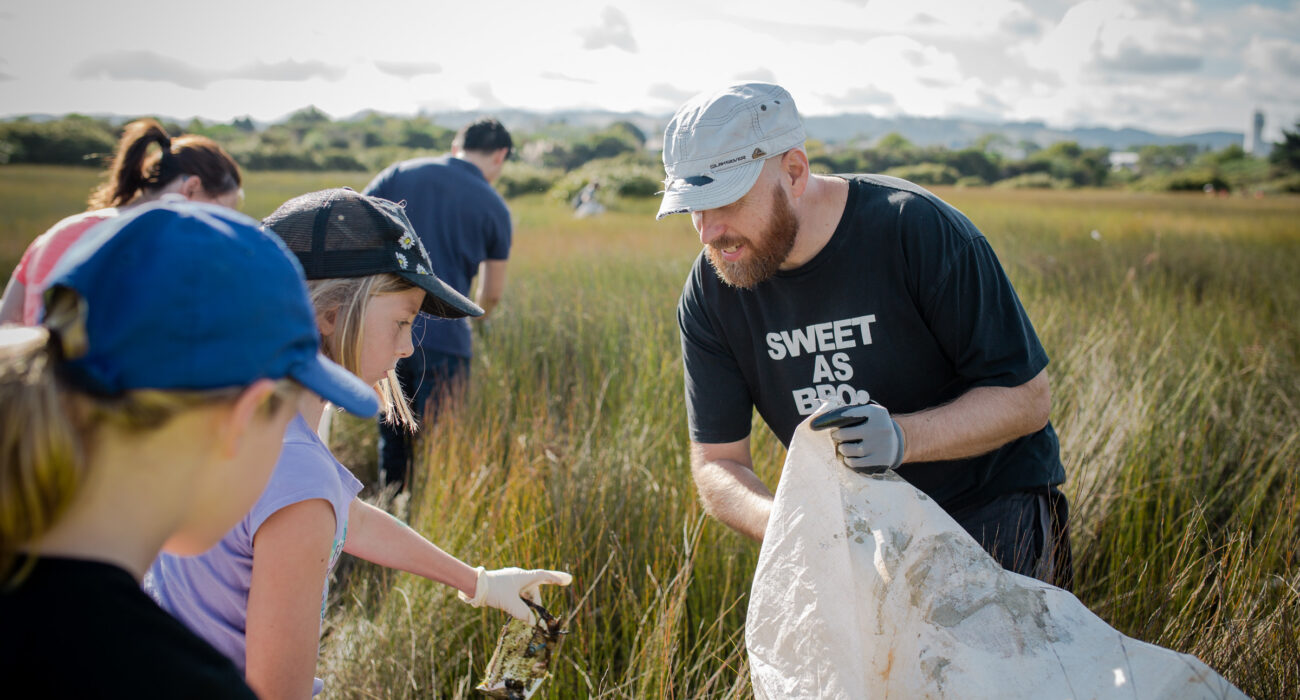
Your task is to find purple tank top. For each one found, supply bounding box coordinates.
[146,413,362,696]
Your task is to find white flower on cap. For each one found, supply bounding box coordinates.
[395,252,408,269]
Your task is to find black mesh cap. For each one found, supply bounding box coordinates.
[262,188,483,319]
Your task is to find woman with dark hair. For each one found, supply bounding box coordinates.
[0,118,243,325]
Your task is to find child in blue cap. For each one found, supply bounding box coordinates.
[0,201,380,698]
[147,188,571,699]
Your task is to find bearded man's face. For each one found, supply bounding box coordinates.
[703,182,799,289]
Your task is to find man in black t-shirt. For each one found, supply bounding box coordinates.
[658,82,1069,583]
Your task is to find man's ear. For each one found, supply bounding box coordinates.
[781,150,811,198]
[492,148,509,167]
[216,379,277,458]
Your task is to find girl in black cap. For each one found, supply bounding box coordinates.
[148,188,571,699]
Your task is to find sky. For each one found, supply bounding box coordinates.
[1,0,1298,141]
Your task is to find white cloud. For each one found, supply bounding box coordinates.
[72,51,211,89]
[541,71,596,85]
[374,61,442,80]
[647,83,697,107]
[1020,0,1127,80]
[1096,42,1202,74]
[0,0,1295,139]
[68,52,346,90]
[226,60,345,83]
[869,0,1042,39]
[796,35,983,117]
[780,0,1041,39]
[733,67,778,84]
[577,6,638,52]
[1245,37,1300,76]
[465,82,504,110]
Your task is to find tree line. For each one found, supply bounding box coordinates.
[2,109,1298,198]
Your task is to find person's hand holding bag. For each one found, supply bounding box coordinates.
[811,402,905,473]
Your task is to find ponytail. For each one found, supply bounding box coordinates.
[87,119,172,210]
[0,328,85,585]
[87,119,242,210]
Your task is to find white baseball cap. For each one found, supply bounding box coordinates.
[657,82,806,220]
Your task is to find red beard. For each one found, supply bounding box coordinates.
[705,183,799,289]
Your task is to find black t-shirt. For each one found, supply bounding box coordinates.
[678,174,1064,511]
[1,556,258,699]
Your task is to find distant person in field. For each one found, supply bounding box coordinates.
[0,118,243,326]
[572,180,605,218]
[363,117,514,491]
[657,82,1070,585]
[147,189,568,700]
[1,201,373,698]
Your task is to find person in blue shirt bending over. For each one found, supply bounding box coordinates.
[364,118,514,491]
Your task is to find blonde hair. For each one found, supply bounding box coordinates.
[0,325,299,585]
[307,273,417,430]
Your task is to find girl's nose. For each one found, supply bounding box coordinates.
[397,329,415,359]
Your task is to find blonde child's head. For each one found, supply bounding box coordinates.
[1,202,380,582]
[262,188,484,430]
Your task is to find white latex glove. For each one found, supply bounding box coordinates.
[458,566,573,623]
[811,402,905,473]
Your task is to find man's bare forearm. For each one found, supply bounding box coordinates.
[895,370,1051,464]
[691,454,773,542]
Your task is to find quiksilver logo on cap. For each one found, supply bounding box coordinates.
[752,148,766,159]
[709,155,747,170]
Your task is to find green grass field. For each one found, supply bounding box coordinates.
[3,166,1298,698]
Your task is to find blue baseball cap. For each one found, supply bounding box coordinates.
[41,200,380,418]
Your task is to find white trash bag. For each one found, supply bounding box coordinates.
[746,414,1248,699]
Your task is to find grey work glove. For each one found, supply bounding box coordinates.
[458,566,573,624]
[810,403,905,473]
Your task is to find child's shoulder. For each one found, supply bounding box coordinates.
[261,416,346,496]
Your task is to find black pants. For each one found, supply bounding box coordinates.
[949,487,1073,590]
[376,348,469,491]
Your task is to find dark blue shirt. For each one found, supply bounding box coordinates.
[678,175,1063,512]
[365,156,512,357]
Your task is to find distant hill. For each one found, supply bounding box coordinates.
[801,114,1240,151]
[432,109,1241,153]
[5,108,1244,153]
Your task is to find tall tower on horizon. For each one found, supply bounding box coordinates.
[1245,109,1267,157]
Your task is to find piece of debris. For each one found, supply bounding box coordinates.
[477,599,567,699]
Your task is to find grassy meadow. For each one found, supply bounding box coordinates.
[2,165,1298,698]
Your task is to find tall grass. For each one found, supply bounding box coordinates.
[0,168,1295,697]
[318,190,1298,698]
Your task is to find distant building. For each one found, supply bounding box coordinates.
[1108,151,1139,172]
[1244,109,1268,157]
